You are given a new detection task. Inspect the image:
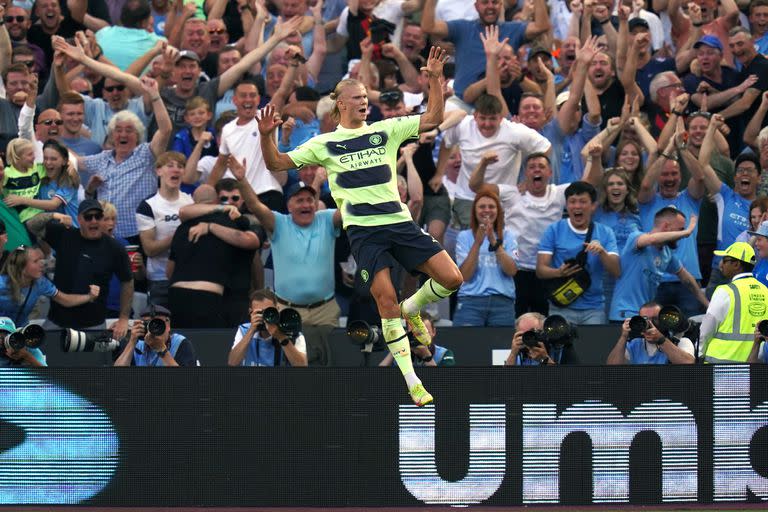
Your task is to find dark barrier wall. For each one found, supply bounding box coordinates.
[0,366,766,506]
[46,326,623,367]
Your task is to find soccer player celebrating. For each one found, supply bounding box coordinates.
[257,47,462,407]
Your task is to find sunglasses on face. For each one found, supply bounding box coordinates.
[4,15,26,23]
[220,195,240,203]
[103,84,126,93]
[17,60,34,69]
[39,119,64,126]
[82,212,104,221]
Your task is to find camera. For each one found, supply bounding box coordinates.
[347,319,386,352]
[257,307,302,338]
[521,315,576,348]
[628,315,652,339]
[370,18,395,44]
[0,324,45,353]
[61,329,120,353]
[143,317,166,337]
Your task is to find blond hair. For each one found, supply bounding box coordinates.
[329,79,365,122]
[0,246,41,303]
[99,200,117,219]
[5,138,36,171]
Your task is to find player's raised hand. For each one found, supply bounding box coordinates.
[256,105,283,136]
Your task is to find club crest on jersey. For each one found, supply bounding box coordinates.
[369,134,383,146]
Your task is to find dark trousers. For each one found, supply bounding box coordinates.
[514,270,550,317]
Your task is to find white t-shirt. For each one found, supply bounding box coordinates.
[443,117,551,201]
[497,183,568,271]
[336,0,407,48]
[136,191,194,281]
[219,118,283,195]
[436,0,479,22]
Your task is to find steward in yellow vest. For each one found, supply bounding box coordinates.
[701,242,768,363]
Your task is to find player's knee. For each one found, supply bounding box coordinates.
[443,268,463,291]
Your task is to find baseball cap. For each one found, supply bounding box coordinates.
[285,181,316,199]
[176,50,201,64]
[140,305,172,318]
[713,242,756,265]
[748,220,768,239]
[693,35,723,52]
[555,91,570,108]
[628,18,650,31]
[78,199,104,215]
[527,45,552,61]
[0,317,16,334]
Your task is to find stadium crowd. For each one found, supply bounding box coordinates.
[1,0,768,369]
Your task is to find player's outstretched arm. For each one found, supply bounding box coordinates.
[419,46,448,133]
[257,105,298,172]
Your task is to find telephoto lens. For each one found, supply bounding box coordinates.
[347,320,379,345]
[145,318,166,336]
[61,329,121,353]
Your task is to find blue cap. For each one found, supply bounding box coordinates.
[693,35,723,52]
[0,317,16,334]
[748,220,768,239]
[285,181,316,199]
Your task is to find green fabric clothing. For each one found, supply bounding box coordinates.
[0,202,31,250]
[2,164,45,222]
[287,116,420,228]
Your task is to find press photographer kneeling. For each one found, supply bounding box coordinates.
[228,289,308,367]
[505,313,580,366]
[606,302,695,365]
[114,306,197,367]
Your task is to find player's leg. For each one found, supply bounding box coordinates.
[370,267,433,407]
[401,250,463,345]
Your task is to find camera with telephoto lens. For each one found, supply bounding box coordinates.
[143,317,166,337]
[61,329,121,353]
[628,315,652,339]
[257,307,302,338]
[521,315,576,349]
[347,320,386,352]
[0,324,45,353]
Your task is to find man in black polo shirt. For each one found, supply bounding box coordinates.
[718,27,768,132]
[43,199,133,339]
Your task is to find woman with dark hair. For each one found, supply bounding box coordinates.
[0,246,98,326]
[4,140,81,224]
[453,188,518,326]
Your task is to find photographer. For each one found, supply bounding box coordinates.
[607,302,695,365]
[114,306,197,367]
[0,317,45,367]
[505,313,580,366]
[379,313,455,367]
[227,289,308,367]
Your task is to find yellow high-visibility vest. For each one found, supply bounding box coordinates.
[705,276,768,363]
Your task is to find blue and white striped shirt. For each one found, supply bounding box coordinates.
[80,143,157,239]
